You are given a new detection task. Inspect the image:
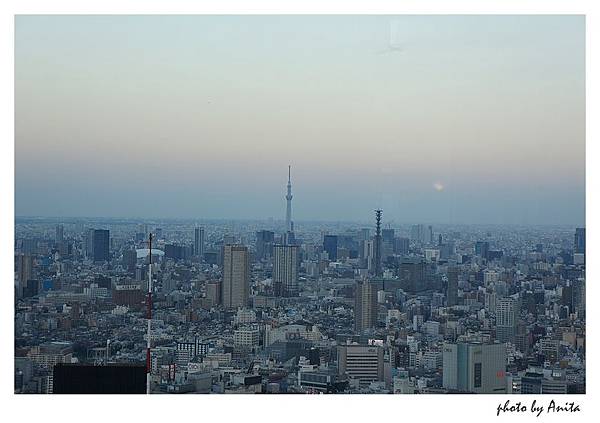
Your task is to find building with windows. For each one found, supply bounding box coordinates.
[194,227,205,258]
[273,244,299,297]
[442,341,506,393]
[496,297,518,343]
[323,235,338,261]
[222,245,250,309]
[93,229,110,262]
[337,344,384,387]
[354,280,377,333]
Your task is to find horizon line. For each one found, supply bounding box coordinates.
[14,215,585,228]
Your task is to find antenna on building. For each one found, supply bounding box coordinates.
[146,233,153,394]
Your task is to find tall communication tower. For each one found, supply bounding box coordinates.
[285,165,293,233]
[374,209,383,278]
[146,233,153,394]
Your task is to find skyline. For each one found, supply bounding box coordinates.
[15,15,585,225]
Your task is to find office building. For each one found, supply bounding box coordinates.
[521,371,543,394]
[84,228,94,259]
[323,235,338,261]
[16,254,34,296]
[354,280,377,333]
[194,227,205,258]
[394,237,410,255]
[256,230,275,261]
[382,228,394,243]
[273,244,299,297]
[447,266,459,307]
[410,224,426,244]
[475,241,490,260]
[112,283,144,310]
[55,224,64,244]
[234,328,260,350]
[399,258,426,293]
[338,345,384,387]
[574,228,585,254]
[206,281,221,306]
[92,229,110,262]
[222,245,250,309]
[442,341,506,393]
[122,249,137,272]
[496,297,518,343]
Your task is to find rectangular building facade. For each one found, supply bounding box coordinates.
[273,244,299,297]
[442,342,506,393]
[222,245,250,309]
[338,345,384,387]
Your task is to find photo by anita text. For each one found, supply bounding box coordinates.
[496,400,581,417]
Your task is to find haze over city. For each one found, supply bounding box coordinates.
[14,14,586,397]
[15,15,584,224]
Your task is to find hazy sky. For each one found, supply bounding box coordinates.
[15,15,585,225]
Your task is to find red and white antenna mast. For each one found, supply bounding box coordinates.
[146,233,153,394]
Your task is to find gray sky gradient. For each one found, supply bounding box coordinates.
[15,15,585,224]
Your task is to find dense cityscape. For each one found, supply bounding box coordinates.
[14,168,585,394]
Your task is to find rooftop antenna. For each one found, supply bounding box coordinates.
[146,233,153,394]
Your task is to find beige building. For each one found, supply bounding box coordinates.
[338,344,384,387]
[355,280,377,333]
[273,244,299,297]
[222,245,250,309]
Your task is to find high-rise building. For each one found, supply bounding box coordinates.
[362,239,374,270]
[574,228,585,254]
[165,244,185,261]
[475,241,490,260]
[358,228,370,242]
[194,227,205,259]
[338,345,384,387]
[16,254,34,297]
[92,230,110,262]
[206,281,221,306]
[496,297,518,343]
[382,228,394,243]
[55,224,64,244]
[16,254,34,286]
[256,230,275,261]
[394,237,410,255]
[323,235,338,261]
[273,244,299,297]
[447,267,459,307]
[85,228,95,259]
[410,224,432,244]
[521,371,543,394]
[354,280,377,333]
[442,342,506,393]
[122,249,137,272]
[222,245,250,309]
[399,258,426,293]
